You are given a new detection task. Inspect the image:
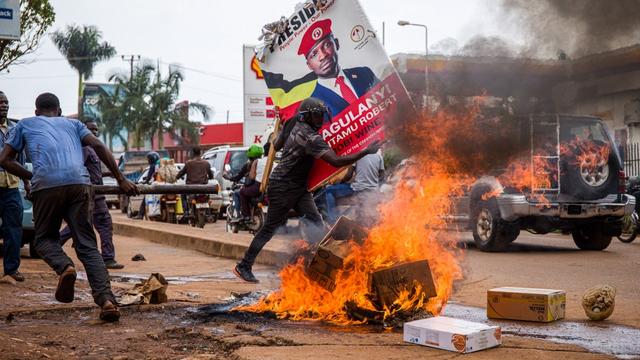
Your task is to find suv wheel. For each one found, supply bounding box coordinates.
[572,226,612,250]
[472,199,519,252]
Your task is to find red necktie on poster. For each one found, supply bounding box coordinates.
[335,76,358,103]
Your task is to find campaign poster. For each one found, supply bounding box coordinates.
[258,0,413,190]
[243,45,276,146]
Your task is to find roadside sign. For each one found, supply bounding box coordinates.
[0,0,20,41]
[243,44,275,146]
[257,0,414,190]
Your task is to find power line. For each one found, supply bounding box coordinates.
[160,61,241,82]
[182,85,241,99]
[0,73,106,80]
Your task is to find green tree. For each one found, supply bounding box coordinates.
[51,25,116,119]
[0,0,56,72]
[109,63,156,149]
[109,63,211,150]
[97,88,128,151]
[147,66,210,148]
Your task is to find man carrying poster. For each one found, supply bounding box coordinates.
[234,97,381,283]
[258,0,414,192]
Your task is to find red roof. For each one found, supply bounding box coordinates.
[199,123,243,146]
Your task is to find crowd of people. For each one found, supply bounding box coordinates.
[0,91,382,321]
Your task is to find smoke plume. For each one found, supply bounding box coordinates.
[497,0,640,58]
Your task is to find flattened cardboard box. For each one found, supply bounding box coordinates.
[404,316,501,353]
[370,260,437,308]
[487,287,565,322]
[306,217,368,292]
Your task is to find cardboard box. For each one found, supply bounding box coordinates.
[370,260,437,308]
[306,217,368,292]
[487,287,566,322]
[404,316,501,353]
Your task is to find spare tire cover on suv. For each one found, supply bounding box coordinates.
[559,118,620,201]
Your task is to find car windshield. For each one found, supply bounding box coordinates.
[228,150,248,175]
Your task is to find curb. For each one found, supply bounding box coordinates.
[112,222,289,266]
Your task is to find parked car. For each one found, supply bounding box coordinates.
[202,145,248,212]
[455,114,635,252]
[125,164,222,220]
[0,164,37,258]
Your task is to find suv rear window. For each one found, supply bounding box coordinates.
[560,118,611,144]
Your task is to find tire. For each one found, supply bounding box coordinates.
[617,213,638,243]
[247,211,264,235]
[126,203,137,219]
[561,140,618,200]
[572,226,612,250]
[167,210,177,224]
[120,195,128,214]
[471,198,519,252]
[197,210,206,228]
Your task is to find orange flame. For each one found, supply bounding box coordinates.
[236,105,485,325]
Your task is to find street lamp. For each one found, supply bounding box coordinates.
[398,20,428,109]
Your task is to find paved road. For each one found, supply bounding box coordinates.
[455,231,640,328]
[1,225,638,358]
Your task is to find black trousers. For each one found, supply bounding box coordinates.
[32,184,115,306]
[240,181,323,268]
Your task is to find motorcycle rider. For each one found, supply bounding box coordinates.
[134,151,160,219]
[224,144,264,222]
[177,147,213,218]
[177,147,213,185]
[233,97,381,283]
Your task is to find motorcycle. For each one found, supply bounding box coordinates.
[225,183,266,235]
[160,194,178,224]
[617,176,640,243]
[189,194,210,228]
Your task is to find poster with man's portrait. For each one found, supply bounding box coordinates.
[258,0,413,190]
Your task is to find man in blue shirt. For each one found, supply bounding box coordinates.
[0,93,138,322]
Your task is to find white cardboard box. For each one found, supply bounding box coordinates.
[403,316,501,353]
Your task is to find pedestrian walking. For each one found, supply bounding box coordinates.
[0,93,138,322]
[233,97,380,283]
[59,120,124,269]
[0,91,25,284]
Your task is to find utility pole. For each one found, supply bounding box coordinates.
[226,110,230,124]
[121,55,141,79]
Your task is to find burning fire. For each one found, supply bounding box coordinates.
[237,106,486,325]
[236,103,616,325]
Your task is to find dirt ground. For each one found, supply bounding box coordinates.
[0,226,638,359]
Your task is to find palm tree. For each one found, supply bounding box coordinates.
[51,25,116,119]
[109,63,211,150]
[147,66,210,149]
[97,88,127,151]
[109,63,156,149]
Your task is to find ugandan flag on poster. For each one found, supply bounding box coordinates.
[262,71,317,121]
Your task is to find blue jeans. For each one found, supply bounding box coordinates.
[0,187,23,275]
[232,190,242,218]
[324,183,355,224]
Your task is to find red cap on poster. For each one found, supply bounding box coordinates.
[298,19,333,56]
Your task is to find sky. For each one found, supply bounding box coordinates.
[0,0,506,122]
